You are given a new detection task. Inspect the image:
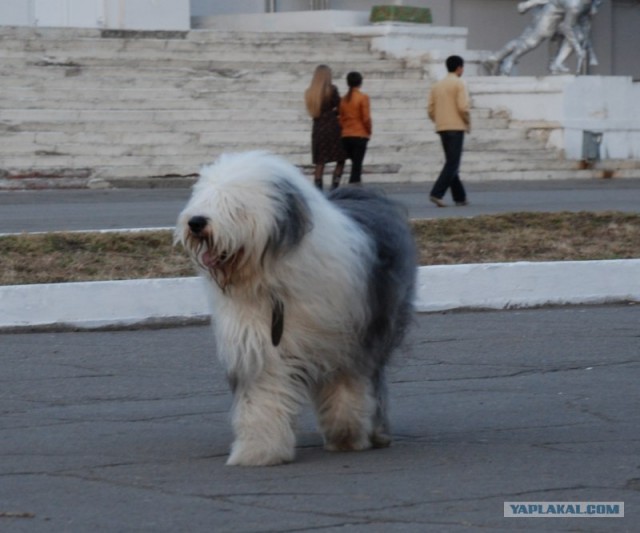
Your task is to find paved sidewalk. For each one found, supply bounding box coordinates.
[1,306,638,532]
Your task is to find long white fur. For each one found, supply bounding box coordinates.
[175,151,413,466]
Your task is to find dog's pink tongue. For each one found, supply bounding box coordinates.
[202,250,217,268]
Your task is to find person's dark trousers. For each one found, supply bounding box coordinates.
[342,137,369,184]
[430,130,466,202]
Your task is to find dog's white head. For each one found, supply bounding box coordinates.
[175,151,313,291]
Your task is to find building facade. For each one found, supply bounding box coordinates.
[0,0,190,31]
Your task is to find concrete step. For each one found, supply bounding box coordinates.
[365,150,564,166]
[0,33,374,50]
[0,111,499,134]
[0,26,372,42]
[0,35,408,67]
[1,54,407,75]
[0,83,432,98]
[1,143,549,166]
[0,47,382,65]
[0,66,427,88]
[0,144,572,177]
[0,128,540,156]
[0,90,492,110]
[3,156,638,190]
[2,151,632,173]
[0,93,434,112]
[5,164,635,191]
[0,27,377,48]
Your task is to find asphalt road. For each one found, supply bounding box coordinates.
[2,178,640,234]
[1,306,638,532]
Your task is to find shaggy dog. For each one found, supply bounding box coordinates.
[175,151,416,466]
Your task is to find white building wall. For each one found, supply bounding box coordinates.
[0,0,190,30]
[191,0,264,17]
[32,0,103,28]
[2,0,34,25]
[103,0,190,30]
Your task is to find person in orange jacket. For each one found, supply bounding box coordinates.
[339,72,372,186]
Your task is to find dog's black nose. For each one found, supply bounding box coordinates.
[188,216,208,234]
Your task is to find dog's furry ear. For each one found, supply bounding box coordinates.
[264,180,312,259]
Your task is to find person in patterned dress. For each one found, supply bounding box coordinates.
[304,65,346,190]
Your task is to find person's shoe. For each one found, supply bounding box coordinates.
[430,195,447,208]
[455,200,469,206]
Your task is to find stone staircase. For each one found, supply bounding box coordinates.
[1,26,638,190]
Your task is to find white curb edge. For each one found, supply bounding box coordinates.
[415,259,640,312]
[1,260,639,331]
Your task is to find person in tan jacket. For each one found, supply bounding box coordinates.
[339,71,372,185]
[427,55,471,207]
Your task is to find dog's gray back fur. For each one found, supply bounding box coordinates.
[328,187,417,367]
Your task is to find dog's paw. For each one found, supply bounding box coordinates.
[324,432,372,452]
[226,441,295,466]
[370,431,392,449]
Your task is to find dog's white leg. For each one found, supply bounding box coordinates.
[226,371,302,466]
[313,373,376,452]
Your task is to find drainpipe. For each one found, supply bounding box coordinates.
[265,0,277,13]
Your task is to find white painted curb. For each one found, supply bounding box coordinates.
[415,259,640,312]
[1,260,639,330]
[0,277,210,330]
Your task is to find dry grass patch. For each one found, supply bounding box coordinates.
[1,212,638,286]
[0,231,193,286]
[414,211,640,265]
